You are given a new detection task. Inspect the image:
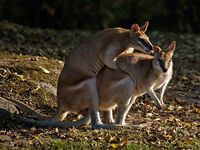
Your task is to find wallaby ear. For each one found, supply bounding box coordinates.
[140,21,149,32]
[166,41,176,52]
[153,45,161,54]
[131,24,140,32]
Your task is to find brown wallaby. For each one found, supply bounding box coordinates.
[7,22,153,129]
[97,42,175,125]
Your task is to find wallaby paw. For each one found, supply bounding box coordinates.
[109,119,115,124]
[156,104,164,110]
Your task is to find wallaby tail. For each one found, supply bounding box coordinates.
[15,113,90,128]
[0,96,49,120]
[1,96,91,128]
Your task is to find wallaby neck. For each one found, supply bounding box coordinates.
[152,61,173,76]
[98,29,132,70]
[119,30,132,50]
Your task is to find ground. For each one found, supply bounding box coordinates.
[0,21,199,149]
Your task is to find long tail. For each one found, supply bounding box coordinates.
[15,114,90,128]
[1,96,90,128]
[0,96,49,120]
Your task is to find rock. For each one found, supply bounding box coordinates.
[39,82,57,96]
[0,97,19,115]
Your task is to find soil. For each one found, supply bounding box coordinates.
[0,21,199,149]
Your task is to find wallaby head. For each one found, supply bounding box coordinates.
[130,21,153,53]
[153,41,176,73]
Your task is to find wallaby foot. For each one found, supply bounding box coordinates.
[92,124,145,130]
[102,110,115,124]
[155,103,163,110]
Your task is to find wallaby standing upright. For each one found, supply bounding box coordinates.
[97,42,176,125]
[13,22,153,129]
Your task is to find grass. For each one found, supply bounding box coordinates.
[0,21,199,149]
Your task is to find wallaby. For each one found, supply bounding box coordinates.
[6,22,153,129]
[98,42,175,125]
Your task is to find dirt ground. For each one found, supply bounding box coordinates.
[0,21,199,149]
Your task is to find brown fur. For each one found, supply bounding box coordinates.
[9,22,153,129]
[55,23,153,129]
[97,42,176,125]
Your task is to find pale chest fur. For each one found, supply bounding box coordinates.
[132,65,173,96]
[151,66,173,90]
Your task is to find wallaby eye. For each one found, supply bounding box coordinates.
[138,38,148,46]
[138,38,145,43]
[169,59,172,62]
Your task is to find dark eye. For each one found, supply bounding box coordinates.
[169,59,172,62]
[138,38,145,43]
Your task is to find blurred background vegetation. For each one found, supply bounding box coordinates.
[0,0,200,33]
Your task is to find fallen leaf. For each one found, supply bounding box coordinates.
[32,136,39,140]
[28,140,33,145]
[166,135,172,140]
[146,113,153,117]
[121,136,129,143]
[183,140,193,144]
[168,105,175,111]
[196,109,200,114]
[55,128,59,133]
[154,118,161,121]
[169,115,175,122]
[36,66,50,74]
[110,143,119,149]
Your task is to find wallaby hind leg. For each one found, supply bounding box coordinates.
[147,89,163,109]
[116,97,136,125]
[85,78,103,129]
[83,78,130,129]
[102,110,115,124]
[54,108,68,121]
[160,83,168,105]
[87,78,120,129]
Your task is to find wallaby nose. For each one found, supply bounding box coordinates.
[163,68,168,73]
[149,44,153,50]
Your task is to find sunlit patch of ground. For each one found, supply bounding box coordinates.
[0,21,199,149]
